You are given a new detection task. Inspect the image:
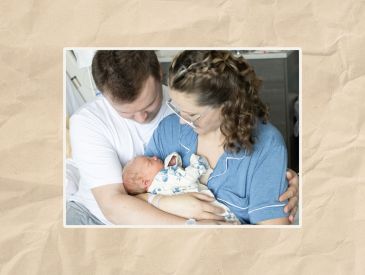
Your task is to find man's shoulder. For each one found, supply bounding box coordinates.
[72,97,107,118]
[70,96,115,126]
[69,97,118,137]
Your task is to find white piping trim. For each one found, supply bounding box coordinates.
[248,204,286,214]
[180,143,190,152]
[226,157,246,160]
[217,198,248,210]
[208,156,246,181]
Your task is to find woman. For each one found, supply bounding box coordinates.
[145,50,295,224]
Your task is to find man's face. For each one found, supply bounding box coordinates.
[106,75,163,124]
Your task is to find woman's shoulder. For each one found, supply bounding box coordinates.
[155,114,183,138]
[254,121,286,148]
[160,113,180,126]
[159,114,192,133]
[156,114,196,147]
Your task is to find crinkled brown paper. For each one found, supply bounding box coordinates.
[0,0,364,274]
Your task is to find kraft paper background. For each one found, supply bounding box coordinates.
[1,0,364,274]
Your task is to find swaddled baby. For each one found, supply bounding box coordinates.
[122,152,240,224]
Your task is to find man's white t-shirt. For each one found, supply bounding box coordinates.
[69,86,172,224]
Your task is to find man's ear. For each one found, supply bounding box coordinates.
[160,66,164,83]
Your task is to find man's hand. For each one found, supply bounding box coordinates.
[195,219,231,225]
[159,192,226,221]
[279,169,299,223]
[92,183,187,225]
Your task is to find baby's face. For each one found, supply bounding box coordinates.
[135,156,164,188]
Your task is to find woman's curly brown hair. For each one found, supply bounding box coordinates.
[168,50,269,153]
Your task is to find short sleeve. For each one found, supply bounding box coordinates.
[248,144,289,224]
[70,113,122,188]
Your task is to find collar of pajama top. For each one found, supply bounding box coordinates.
[178,122,260,224]
[145,114,289,224]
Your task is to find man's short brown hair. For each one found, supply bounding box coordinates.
[92,50,161,103]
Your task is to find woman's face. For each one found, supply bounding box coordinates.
[169,89,222,135]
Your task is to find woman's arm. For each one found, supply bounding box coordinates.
[248,140,292,224]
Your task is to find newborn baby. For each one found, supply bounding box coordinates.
[122,152,240,223]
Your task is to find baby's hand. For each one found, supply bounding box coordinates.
[168,156,177,167]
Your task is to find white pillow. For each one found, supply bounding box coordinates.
[65,159,80,200]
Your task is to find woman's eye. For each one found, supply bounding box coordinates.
[184,113,196,118]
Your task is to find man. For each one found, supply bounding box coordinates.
[66,50,299,225]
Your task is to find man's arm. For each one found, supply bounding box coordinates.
[92,183,187,225]
[279,169,299,223]
[257,217,290,225]
[92,183,227,224]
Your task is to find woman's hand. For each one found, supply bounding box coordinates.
[159,192,226,221]
[279,169,299,223]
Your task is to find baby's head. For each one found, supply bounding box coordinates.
[122,156,164,195]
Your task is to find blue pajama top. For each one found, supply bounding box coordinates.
[145,114,289,224]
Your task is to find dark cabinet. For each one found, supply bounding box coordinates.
[248,51,299,171]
